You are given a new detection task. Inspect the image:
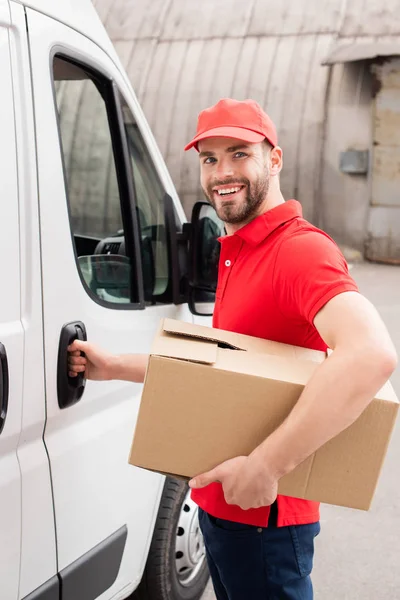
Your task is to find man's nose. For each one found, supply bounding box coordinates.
[215,159,234,179]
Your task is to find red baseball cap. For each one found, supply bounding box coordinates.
[184,98,278,151]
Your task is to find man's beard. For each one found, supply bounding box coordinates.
[203,171,270,225]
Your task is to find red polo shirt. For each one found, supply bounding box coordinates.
[191,200,359,527]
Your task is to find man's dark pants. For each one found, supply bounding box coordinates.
[199,503,320,600]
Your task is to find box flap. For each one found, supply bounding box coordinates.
[162,318,246,350]
[161,319,326,363]
[151,322,218,364]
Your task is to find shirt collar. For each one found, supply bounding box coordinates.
[230,200,303,246]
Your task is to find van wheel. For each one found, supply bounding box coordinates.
[133,477,209,600]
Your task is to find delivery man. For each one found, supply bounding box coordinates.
[68,98,397,599]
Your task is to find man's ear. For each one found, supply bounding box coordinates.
[270,146,283,176]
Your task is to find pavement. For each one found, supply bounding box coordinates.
[201,261,400,600]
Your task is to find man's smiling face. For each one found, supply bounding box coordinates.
[199,137,271,227]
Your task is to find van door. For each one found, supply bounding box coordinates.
[0,2,23,598]
[26,7,192,598]
[8,4,58,599]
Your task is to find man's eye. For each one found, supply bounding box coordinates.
[203,157,216,164]
[234,152,247,158]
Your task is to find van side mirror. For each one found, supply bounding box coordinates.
[188,202,225,316]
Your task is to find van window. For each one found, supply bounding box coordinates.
[120,97,170,299]
[53,56,173,307]
[53,56,138,305]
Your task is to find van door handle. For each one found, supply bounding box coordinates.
[0,343,9,434]
[57,321,87,409]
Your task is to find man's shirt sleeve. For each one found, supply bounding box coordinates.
[272,229,360,324]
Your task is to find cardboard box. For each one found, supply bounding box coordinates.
[129,318,399,510]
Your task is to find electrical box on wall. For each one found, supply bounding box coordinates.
[339,150,369,174]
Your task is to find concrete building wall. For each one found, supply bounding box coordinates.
[319,61,373,250]
[318,0,400,254]
[93,0,400,258]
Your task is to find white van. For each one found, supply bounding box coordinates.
[0,1,223,599]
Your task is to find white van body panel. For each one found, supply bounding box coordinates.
[12,0,117,58]
[0,0,10,23]
[26,5,193,596]
[0,5,24,598]
[8,3,58,597]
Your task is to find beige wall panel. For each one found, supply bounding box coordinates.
[340,0,400,37]
[248,0,339,36]
[385,1,400,35]
[139,42,172,131]
[321,61,373,248]
[92,0,113,24]
[148,41,188,157]
[164,40,205,192]
[276,36,318,205]
[125,39,157,97]
[304,0,343,33]
[106,0,170,40]
[249,0,341,36]
[248,0,291,36]
[161,0,256,40]
[230,37,260,100]
[112,40,134,69]
[280,3,314,35]
[159,1,213,40]
[319,61,346,231]
[210,38,251,100]
[366,206,400,261]
[263,36,298,130]
[246,37,279,106]
[296,34,333,222]
[340,0,372,36]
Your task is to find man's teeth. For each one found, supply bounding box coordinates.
[217,187,241,195]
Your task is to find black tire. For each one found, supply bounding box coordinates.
[133,477,209,600]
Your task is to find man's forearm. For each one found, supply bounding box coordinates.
[109,354,149,383]
[252,348,396,478]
